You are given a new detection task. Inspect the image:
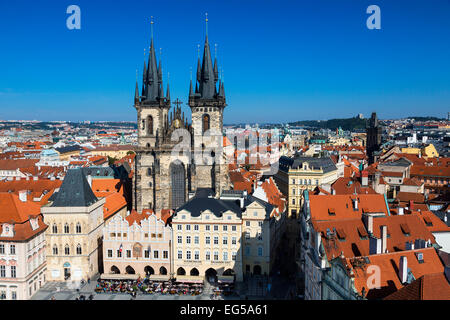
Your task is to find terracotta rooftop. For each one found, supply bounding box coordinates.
[0,193,41,223]
[411,165,450,178]
[0,159,39,170]
[331,177,377,195]
[384,272,450,300]
[308,194,389,222]
[346,247,445,300]
[103,192,127,220]
[313,214,437,260]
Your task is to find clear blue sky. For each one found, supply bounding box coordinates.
[0,0,449,123]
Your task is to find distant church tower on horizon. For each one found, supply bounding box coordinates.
[366,112,382,165]
[133,16,230,213]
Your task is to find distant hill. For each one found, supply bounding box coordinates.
[289,117,368,131]
[407,116,445,122]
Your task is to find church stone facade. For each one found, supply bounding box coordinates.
[133,25,230,213]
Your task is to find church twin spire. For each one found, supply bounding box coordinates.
[135,15,225,106]
[136,17,168,104]
[190,13,225,101]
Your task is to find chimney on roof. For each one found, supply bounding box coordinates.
[399,256,408,284]
[369,236,382,254]
[381,225,388,253]
[363,213,374,234]
[398,207,404,215]
[361,171,368,187]
[409,200,414,211]
[33,176,38,181]
[352,197,359,211]
[18,190,27,202]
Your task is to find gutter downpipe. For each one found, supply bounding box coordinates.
[384,193,391,216]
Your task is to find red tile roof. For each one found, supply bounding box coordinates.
[0,159,39,170]
[331,177,377,195]
[314,214,437,260]
[309,194,389,222]
[384,272,450,300]
[0,193,41,223]
[411,165,450,178]
[103,192,127,220]
[346,247,445,299]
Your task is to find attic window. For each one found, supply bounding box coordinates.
[328,208,336,216]
[336,228,346,240]
[357,226,368,239]
[400,223,411,236]
[416,252,424,263]
[423,216,433,227]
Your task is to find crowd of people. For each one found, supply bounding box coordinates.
[95,277,205,296]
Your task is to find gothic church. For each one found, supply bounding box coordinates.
[133,20,230,213]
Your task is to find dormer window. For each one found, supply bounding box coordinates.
[1,224,14,237]
[30,218,39,231]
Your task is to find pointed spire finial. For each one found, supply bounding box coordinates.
[214,43,217,59]
[190,67,192,81]
[205,12,208,37]
[197,44,200,58]
[150,16,154,40]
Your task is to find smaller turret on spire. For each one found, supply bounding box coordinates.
[166,72,171,101]
[134,69,139,104]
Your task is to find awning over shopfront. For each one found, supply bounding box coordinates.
[217,275,234,283]
[175,275,204,283]
[100,273,140,281]
[149,274,170,282]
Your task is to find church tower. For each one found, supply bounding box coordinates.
[134,19,171,212]
[366,112,382,165]
[188,14,229,194]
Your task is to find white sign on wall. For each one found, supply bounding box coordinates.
[51,269,60,278]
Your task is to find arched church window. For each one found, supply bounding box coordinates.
[147,116,153,135]
[76,244,82,255]
[76,223,81,234]
[202,114,210,133]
